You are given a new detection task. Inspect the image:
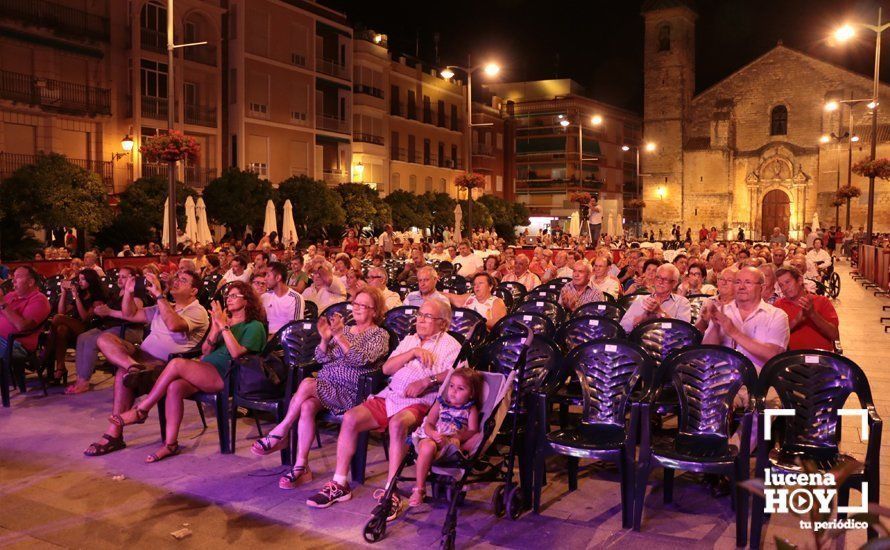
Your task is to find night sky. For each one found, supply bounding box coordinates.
[323,0,890,111]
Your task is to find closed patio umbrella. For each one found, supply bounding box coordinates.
[569,211,580,236]
[454,204,463,243]
[184,196,198,246]
[263,199,278,237]
[281,199,299,246]
[196,197,213,245]
[161,197,176,250]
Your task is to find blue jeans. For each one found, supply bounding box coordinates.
[0,335,27,363]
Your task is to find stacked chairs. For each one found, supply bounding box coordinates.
[439,274,471,294]
[572,301,623,322]
[750,350,882,548]
[490,312,555,341]
[633,346,758,547]
[496,281,526,306]
[686,293,711,325]
[520,288,561,305]
[533,339,653,527]
[556,316,625,353]
[382,305,420,340]
[320,301,355,326]
[449,307,487,350]
[514,299,567,327]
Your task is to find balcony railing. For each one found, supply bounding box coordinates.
[316,56,348,80]
[316,112,348,134]
[473,143,494,156]
[390,147,462,169]
[354,84,383,98]
[185,104,217,127]
[142,162,217,189]
[354,133,383,145]
[322,167,347,184]
[141,95,167,120]
[0,70,110,115]
[0,0,110,42]
[183,44,217,66]
[140,27,166,53]
[515,179,602,192]
[0,152,114,192]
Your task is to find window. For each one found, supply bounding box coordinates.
[423,95,431,123]
[451,144,458,167]
[392,172,400,190]
[438,142,445,167]
[658,24,670,52]
[439,178,447,193]
[437,100,445,127]
[140,2,165,32]
[391,131,400,159]
[140,59,168,98]
[424,176,433,193]
[409,174,417,193]
[390,85,400,115]
[408,135,416,163]
[450,104,459,131]
[407,90,416,119]
[423,139,431,165]
[770,105,788,135]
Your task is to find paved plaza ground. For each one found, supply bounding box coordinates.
[0,262,887,549]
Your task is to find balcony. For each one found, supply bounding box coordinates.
[316,56,348,80]
[0,0,110,42]
[0,70,111,115]
[354,133,383,145]
[183,44,217,66]
[316,112,348,134]
[322,167,347,184]
[185,104,217,127]
[354,84,383,98]
[473,143,494,156]
[390,147,462,169]
[515,178,602,193]
[141,95,167,120]
[140,27,166,53]
[0,152,113,192]
[142,162,217,189]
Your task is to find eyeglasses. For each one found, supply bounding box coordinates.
[415,312,444,321]
[352,302,375,311]
[367,275,385,280]
[226,293,245,300]
[654,276,677,284]
[733,280,759,287]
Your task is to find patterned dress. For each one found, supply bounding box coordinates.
[315,325,390,415]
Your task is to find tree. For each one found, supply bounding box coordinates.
[477,194,529,244]
[203,168,277,238]
[421,192,457,235]
[276,175,346,241]
[336,183,391,232]
[384,190,431,231]
[1,153,111,256]
[458,199,492,230]
[93,175,197,249]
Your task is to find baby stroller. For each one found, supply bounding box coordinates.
[363,368,518,549]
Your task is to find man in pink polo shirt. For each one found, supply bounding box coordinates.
[0,266,51,360]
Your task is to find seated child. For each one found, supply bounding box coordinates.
[409,367,483,507]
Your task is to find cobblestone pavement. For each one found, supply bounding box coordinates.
[0,262,885,549]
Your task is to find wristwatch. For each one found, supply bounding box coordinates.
[222,325,231,332]
[428,374,438,387]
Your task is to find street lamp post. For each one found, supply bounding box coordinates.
[621,142,656,237]
[441,59,499,235]
[835,12,890,244]
[820,132,848,226]
[825,97,865,229]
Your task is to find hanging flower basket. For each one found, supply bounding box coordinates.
[455,172,486,190]
[139,130,201,163]
[627,198,647,209]
[568,191,592,205]
[852,158,890,180]
[831,197,846,207]
[836,184,862,199]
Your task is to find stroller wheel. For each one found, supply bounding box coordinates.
[363,515,387,543]
[506,486,524,520]
[491,484,506,517]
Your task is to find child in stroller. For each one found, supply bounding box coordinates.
[409,367,484,507]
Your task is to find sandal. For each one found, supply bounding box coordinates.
[250,433,287,457]
[279,465,312,489]
[109,407,148,427]
[408,487,425,507]
[65,381,90,395]
[121,365,147,389]
[145,442,180,463]
[84,434,126,457]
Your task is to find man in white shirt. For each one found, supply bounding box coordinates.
[302,265,347,312]
[552,251,574,279]
[702,266,789,371]
[620,263,691,332]
[501,254,541,291]
[428,242,450,262]
[454,241,483,278]
[804,238,831,279]
[403,266,450,308]
[379,225,395,258]
[221,255,252,285]
[588,196,603,246]
[262,262,304,335]
[366,266,404,311]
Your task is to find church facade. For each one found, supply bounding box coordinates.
[641,0,890,239]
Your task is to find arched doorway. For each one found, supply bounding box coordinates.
[761,189,790,238]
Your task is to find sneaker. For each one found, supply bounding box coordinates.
[306,481,351,508]
[408,487,425,508]
[279,465,312,490]
[372,488,404,521]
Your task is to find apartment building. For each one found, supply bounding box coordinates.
[471,97,509,201]
[226,0,351,185]
[486,79,642,223]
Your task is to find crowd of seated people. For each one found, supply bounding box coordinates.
[0,222,855,521]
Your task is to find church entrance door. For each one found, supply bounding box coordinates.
[761,189,790,238]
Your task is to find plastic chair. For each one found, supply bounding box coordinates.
[514,299,567,327]
[750,350,883,548]
[533,339,652,526]
[556,315,625,352]
[497,281,527,304]
[449,307,487,349]
[686,293,711,325]
[490,312,555,341]
[633,345,758,547]
[382,305,420,341]
[518,288,561,305]
[572,301,624,322]
[321,301,355,326]
[618,291,649,311]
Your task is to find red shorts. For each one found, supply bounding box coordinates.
[361,397,430,433]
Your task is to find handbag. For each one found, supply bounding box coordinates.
[235,353,287,399]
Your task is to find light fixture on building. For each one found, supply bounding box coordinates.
[656,185,667,199]
[819,134,831,144]
[112,134,135,161]
[645,142,657,152]
[824,100,840,111]
[560,119,570,127]
[852,134,860,142]
[591,114,603,125]
[373,33,383,44]
[621,145,631,151]
[868,100,878,109]
[353,162,364,181]
[440,68,455,79]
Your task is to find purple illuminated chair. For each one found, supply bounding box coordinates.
[572,301,624,322]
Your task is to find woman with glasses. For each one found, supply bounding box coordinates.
[251,287,390,489]
[109,280,267,463]
[677,260,716,297]
[442,272,507,329]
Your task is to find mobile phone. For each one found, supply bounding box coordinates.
[134,275,146,294]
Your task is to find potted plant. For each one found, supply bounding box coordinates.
[835,184,863,228]
[139,130,201,164]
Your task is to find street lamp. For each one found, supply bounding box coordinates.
[111,134,135,161]
[833,11,890,244]
[440,57,501,233]
[621,142,657,236]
